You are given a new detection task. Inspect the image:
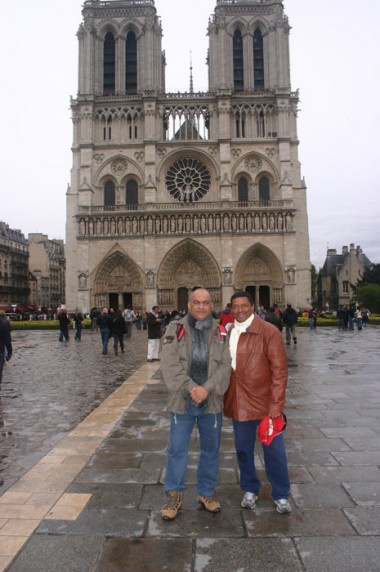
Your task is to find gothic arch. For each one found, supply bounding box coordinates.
[235,243,284,307]
[157,239,222,309]
[93,155,144,187]
[92,248,144,310]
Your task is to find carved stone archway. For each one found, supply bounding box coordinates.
[92,250,144,310]
[157,239,222,310]
[235,243,284,308]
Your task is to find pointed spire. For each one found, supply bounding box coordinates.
[189,51,194,94]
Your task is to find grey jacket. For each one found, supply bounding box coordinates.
[161,316,231,414]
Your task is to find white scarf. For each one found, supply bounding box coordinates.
[229,314,254,370]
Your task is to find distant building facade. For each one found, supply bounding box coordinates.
[65,0,311,313]
[0,222,29,307]
[28,234,66,310]
[318,244,371,309]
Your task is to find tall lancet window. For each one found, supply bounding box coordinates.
[126,31,137,94]
[238,177,249,203]
[253,29,264,90]
[104,180,115,208]
[233,29,244,91]
[259,176,270,203]
[103,32,116,95]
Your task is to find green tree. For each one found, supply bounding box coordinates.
[355,284,380,313]
[357,263,380,286]
[310,264,318,305]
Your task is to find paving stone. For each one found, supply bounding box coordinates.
[87,452,142,469]
[295,537,380,572]
[147,508,245,538]
[244,508,355,537]
[291,483,354,509]
[342,481,380,506]
[37,508,148,536]
[194,537,303,572]
[67,483,144,509]
[93,537,193,572]
[7,534,104,572]
[75,467,161,484]
[343,507,380,534]
[307,465,380,483]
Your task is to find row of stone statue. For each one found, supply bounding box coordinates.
[79,211,295,236]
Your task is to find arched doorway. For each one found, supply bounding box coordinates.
[92,249,144,310]
[235,243,283,309]
[157,239,222,311]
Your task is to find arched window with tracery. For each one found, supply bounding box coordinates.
[233,29,244,91]
[259,176,270,203]
[103,32,115,95]
[253,29,264,90]
[126,179,138,207]
[238,177,248,203]
[126,31,137,94]
[104,180,115,208]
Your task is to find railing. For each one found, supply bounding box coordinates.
[77,200,294,215]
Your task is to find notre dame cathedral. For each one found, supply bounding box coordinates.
[65,0,311,313]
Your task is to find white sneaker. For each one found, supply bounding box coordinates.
[241,492,257,509]
[274,498,292,513]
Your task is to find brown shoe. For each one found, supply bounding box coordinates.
[197,495,221,513]
[162,490,183,520]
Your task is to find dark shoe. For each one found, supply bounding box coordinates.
[197,495,221,513]
[294,339,297,345]
[162,490,183,520]
[147,359,154,362]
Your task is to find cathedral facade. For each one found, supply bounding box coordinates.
[65,0,311,313]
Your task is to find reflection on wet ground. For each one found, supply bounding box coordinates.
[0,328,148,493]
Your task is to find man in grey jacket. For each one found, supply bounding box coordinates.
[161,288,231,520]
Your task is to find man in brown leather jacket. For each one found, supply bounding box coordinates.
[224,290,291,514]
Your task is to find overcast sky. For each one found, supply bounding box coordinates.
[1,0,379,269]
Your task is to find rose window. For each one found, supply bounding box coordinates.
[165,158,211,202]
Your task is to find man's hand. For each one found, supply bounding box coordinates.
[268,408,281,418]
[190,386,209,405]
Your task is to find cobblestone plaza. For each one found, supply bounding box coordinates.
[0,326,380,570]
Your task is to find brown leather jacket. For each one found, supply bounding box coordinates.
[224,315,288,421]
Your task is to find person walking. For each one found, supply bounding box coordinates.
[97,307,112,355]
[264,306,283,332]
[219,303,234,327]
[146,305,163,362]
[282,303,298,344]
[74,309,84,341]
[224,290,291,514]
[123,305,136,339]
[160,288,231,520]
[57,308,71,342]
[0,311,12,387]
[111,309,126,355]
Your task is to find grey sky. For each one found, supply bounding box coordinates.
[1,0,379,269]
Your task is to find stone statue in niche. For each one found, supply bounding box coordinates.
[147,271,155,288]
[79,274,87,289]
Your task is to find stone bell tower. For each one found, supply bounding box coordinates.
[65,0,311,314]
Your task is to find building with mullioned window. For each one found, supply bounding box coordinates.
[318,244,372,310]
[65,0,311,313]
[0,222,29,307]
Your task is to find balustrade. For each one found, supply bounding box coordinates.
[77,203,295,238]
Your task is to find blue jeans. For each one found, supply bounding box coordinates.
[59,329,69,342]
[100,328,110,354]
[232,418,290,500]
[164,405,222,496]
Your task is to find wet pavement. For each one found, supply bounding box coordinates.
[0,329,148,493]
[1,325,380,571]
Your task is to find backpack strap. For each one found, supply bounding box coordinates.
[176,323,185,341]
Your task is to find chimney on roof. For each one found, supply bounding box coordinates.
[327,248,337,256]
[342,246,348,255]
